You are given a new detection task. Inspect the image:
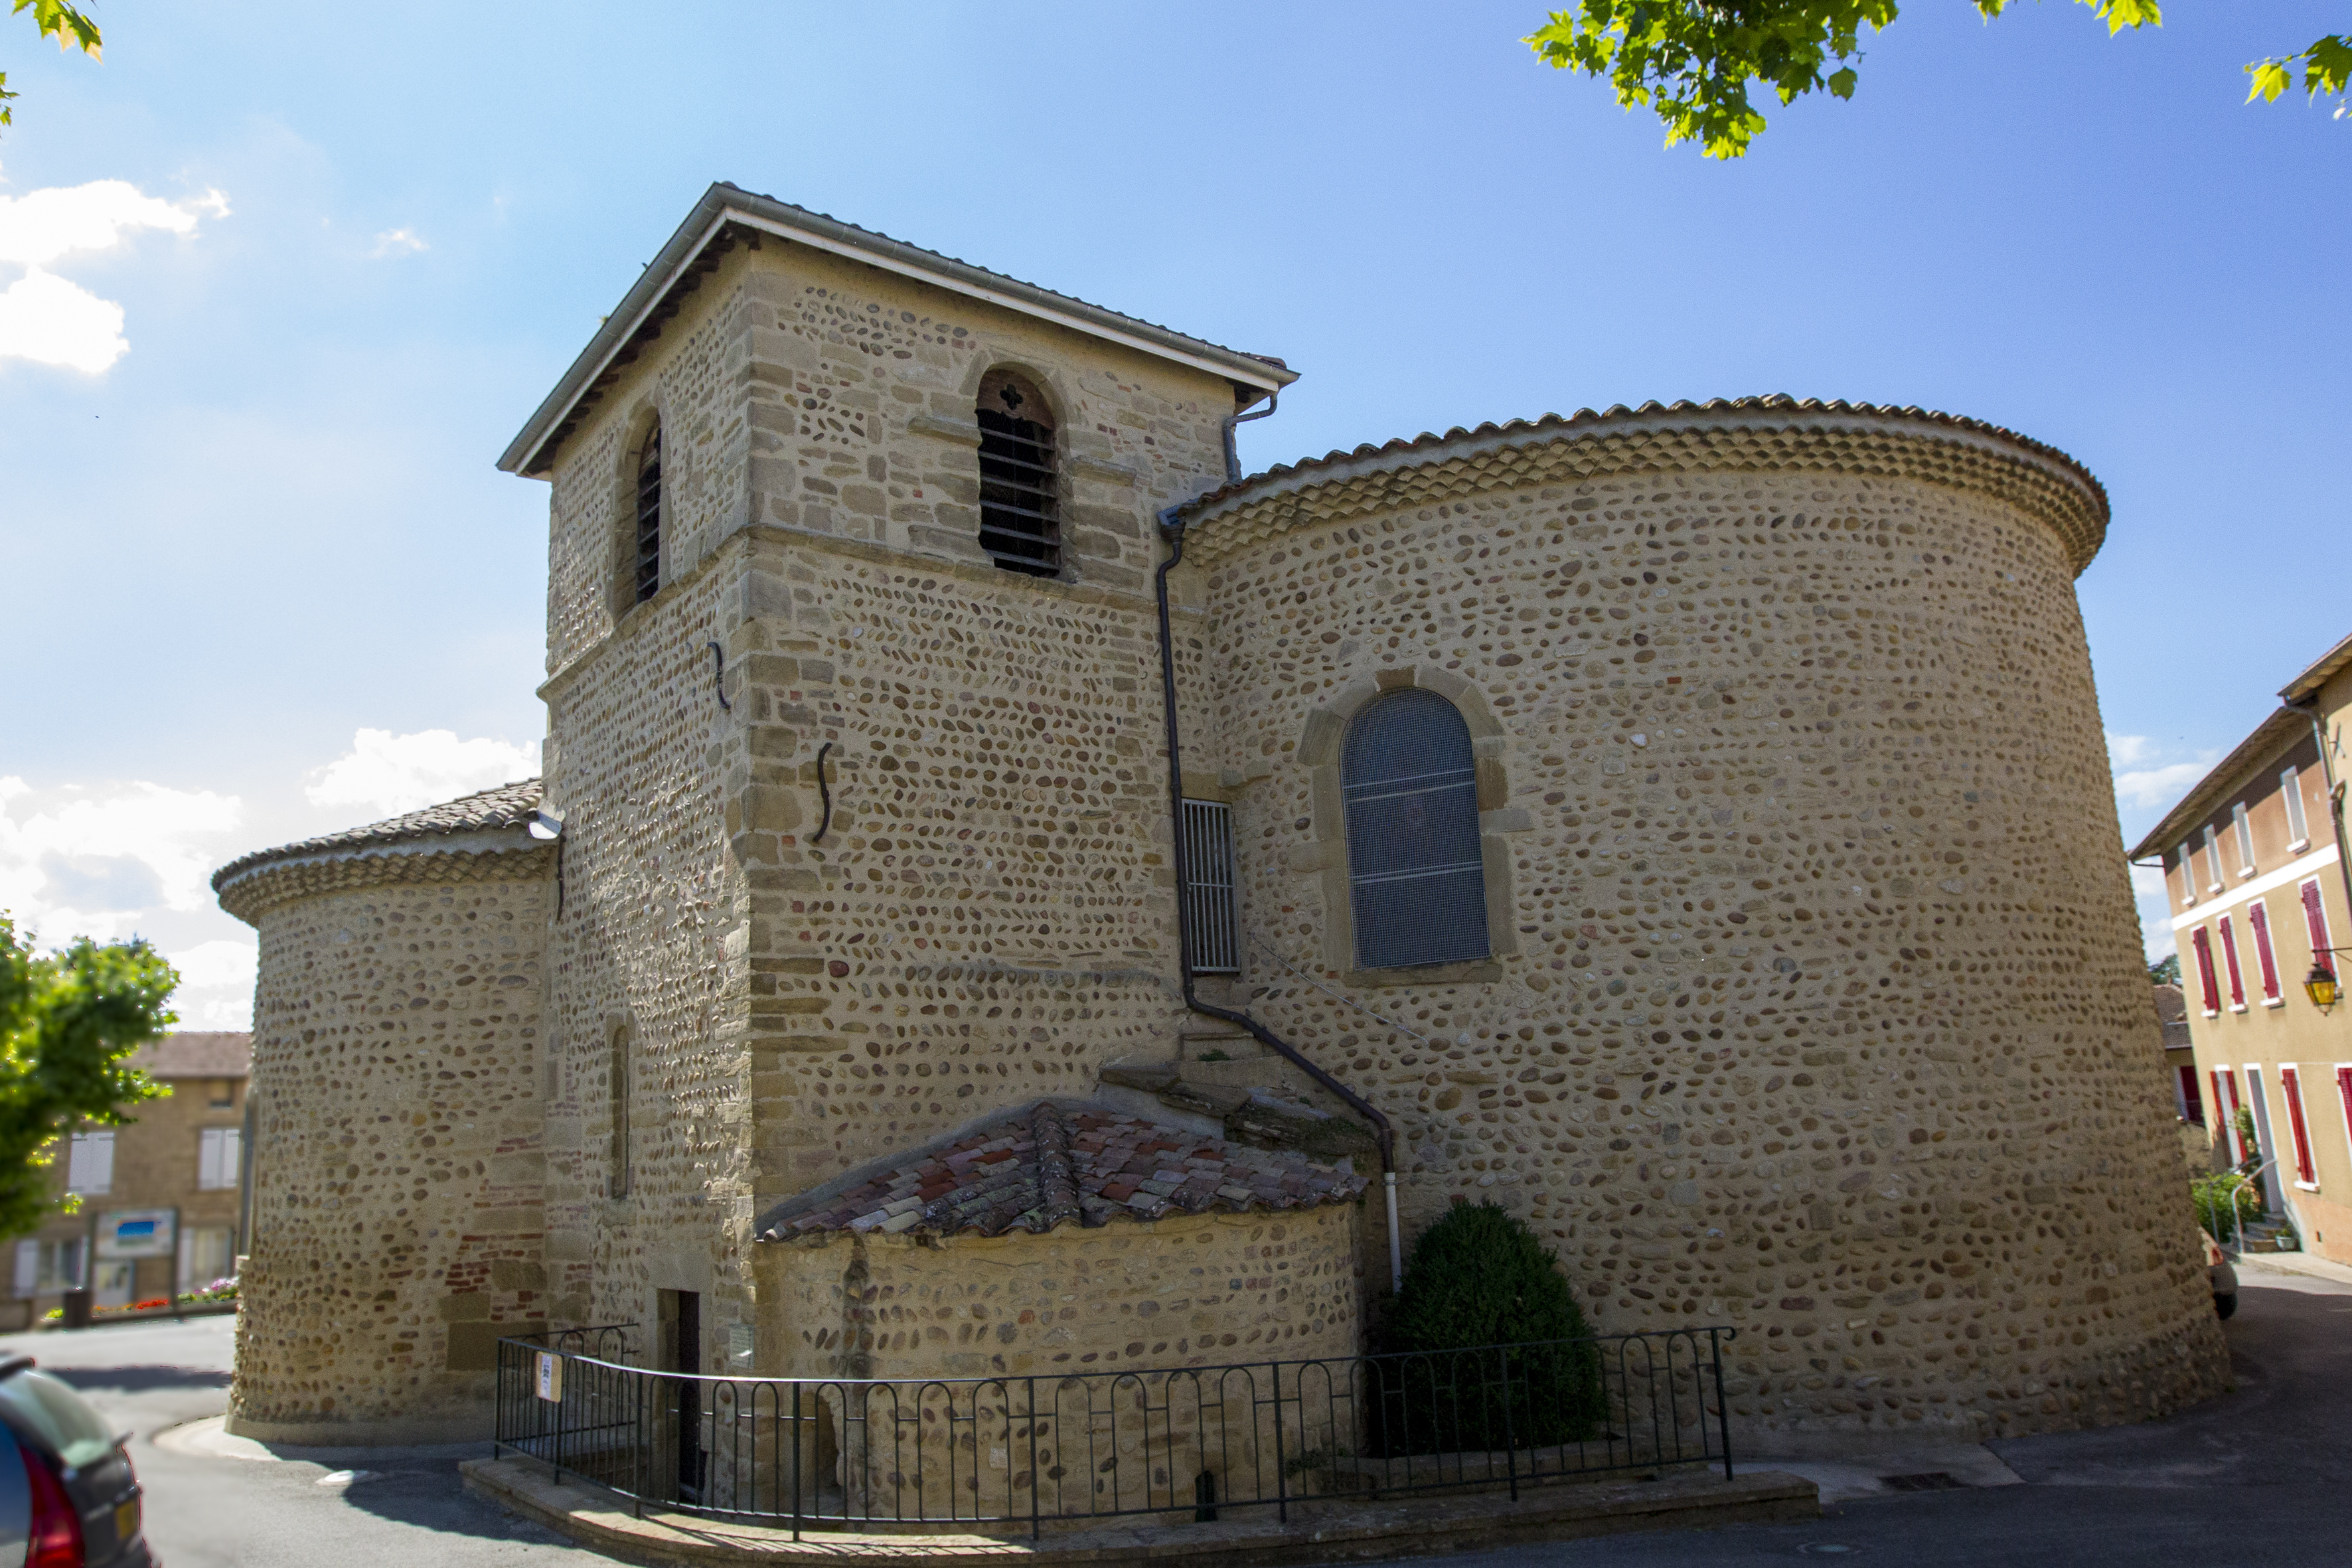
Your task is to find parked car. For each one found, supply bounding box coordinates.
[2205,1232,2239,1320]
[0,1353,153,1565]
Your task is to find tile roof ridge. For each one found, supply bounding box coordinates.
[1030,1102,1081,1230]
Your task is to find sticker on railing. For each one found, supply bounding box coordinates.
[534,1350,564,1403]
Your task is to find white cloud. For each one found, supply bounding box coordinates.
[2106,732,2155,768]
[166,938,258,1030]
[2115,761,2211,814]
[370,227,427,258]
[0,775,244,945]
[0,172,229,372]
[304,728,540,819]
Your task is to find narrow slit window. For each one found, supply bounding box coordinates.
[976,370,1059,578]
[1342,688,1489,971]
[2233,801,2256,875]
[609,1026,632,1200]
[1180,799,1239,975]
[634,424,663,605]
[2283,766,2309,846]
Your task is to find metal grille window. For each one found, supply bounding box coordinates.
[1342,688,1489,971]
[1180,799,1239,974]
[633,424,663,604]
[977,370,1059,578]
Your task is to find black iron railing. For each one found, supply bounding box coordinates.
[495,1325,1735,1537]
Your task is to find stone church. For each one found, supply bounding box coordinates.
[214,183,2225,1448]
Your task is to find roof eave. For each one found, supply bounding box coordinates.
[2125,706,2313,861]
[498,183,1297,479]
[2280,629,2352,706]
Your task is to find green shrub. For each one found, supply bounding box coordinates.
[2193,1171,2262,1240]
[1371,1203,1605,1453]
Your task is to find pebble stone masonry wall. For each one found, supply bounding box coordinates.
[530,230,1246,1373]
[1174,402,2230,1447]
[221,843,552,1443]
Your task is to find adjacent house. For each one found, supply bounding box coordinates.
[2,1031,251,1329]
[2130,631,2352,1258]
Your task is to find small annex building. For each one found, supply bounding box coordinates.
[216,182,2227,1450]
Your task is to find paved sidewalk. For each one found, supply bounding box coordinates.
[2233,1249,2352,1288]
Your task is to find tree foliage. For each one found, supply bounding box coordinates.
[2148,953,2179,986]
[1526,1,2347,158]
[1,1,103,131]
[0,914,173,1241]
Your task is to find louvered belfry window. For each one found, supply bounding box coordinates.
[976,369,1059,577]
[1342,688,1489,971]
[633,424,663,604]
[1181,798,1240,974]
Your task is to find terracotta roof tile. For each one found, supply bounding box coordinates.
[131,1032,252,1079]
[757,1102,1366,1241]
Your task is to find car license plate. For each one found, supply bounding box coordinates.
[115,1495,139,1541]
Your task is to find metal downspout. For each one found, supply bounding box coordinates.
[1154,499,1405,1294]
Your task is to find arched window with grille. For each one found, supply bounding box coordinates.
[1342,688,1489,971]
[976,368,1058,577]
[632,421,663,605]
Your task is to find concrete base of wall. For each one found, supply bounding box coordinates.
[460,1455,1819,1567]
[226,1409,490,1447]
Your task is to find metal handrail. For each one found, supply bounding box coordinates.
[493,1325,1736,1539]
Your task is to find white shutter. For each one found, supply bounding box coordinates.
[68,1131,114,1195]
[223,1127,242,1186]
[13,1241,37,1298]
[198,1129,222,1190]
[176,1227,193,1293]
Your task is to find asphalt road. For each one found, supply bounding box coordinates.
[1460,1259,2352,1567]
[0,1312,602,1567]
[2,1264,2343,1566]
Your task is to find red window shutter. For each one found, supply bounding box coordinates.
[2281,1067,2316,1184]
[2192,927,2222,1014]
[2219,915,2247,1008]
[2248,902,2282,1002]
[2219,1069,2245,1162]
[2179,1065,2204,1124]
[2337,1069,2352,1168]
[2304,880,2336,977]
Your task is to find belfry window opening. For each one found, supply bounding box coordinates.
[633,422,663,604]
[977,369,1059,577]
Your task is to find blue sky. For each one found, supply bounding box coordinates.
[1,1,2344,1024]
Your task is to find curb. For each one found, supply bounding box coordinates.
[461,1456,1820,1567]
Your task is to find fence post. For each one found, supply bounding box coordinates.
[1710,1328,1734,1482]
[1271,1360,1287,1526]
[1498,1343,1518,1503]
[1027,1376,1042,1541]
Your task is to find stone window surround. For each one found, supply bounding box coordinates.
[610,398,667,627]
[1295,666,1531,988]
[905,345,1150,588]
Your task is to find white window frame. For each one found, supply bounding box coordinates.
[196,1127,241,1192]
[2280,1063,2321,1192]
[2246,898,2286,1007]
[2177,840,2196,906]
[2335,1061,2352,1186]
[66,1129,114,1196]
[2233,801,2256,878]
[2283,766,2310,852]
[2244,1064,2287,1213]
[2218,913,2249,1012]
[2216,1067,2248,1163]
[2204,824,2227,893]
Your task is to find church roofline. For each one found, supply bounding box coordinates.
[211,779,546,899]
[1173,394,2114,576]
[497,183,1298,479]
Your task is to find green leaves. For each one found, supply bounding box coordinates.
[2247,34,2352,115]
[2,0,102,129]
[1526,0,2349,157]
[0,915,173,1241]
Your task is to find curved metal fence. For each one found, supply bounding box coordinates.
[494,1325,1734,1537]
